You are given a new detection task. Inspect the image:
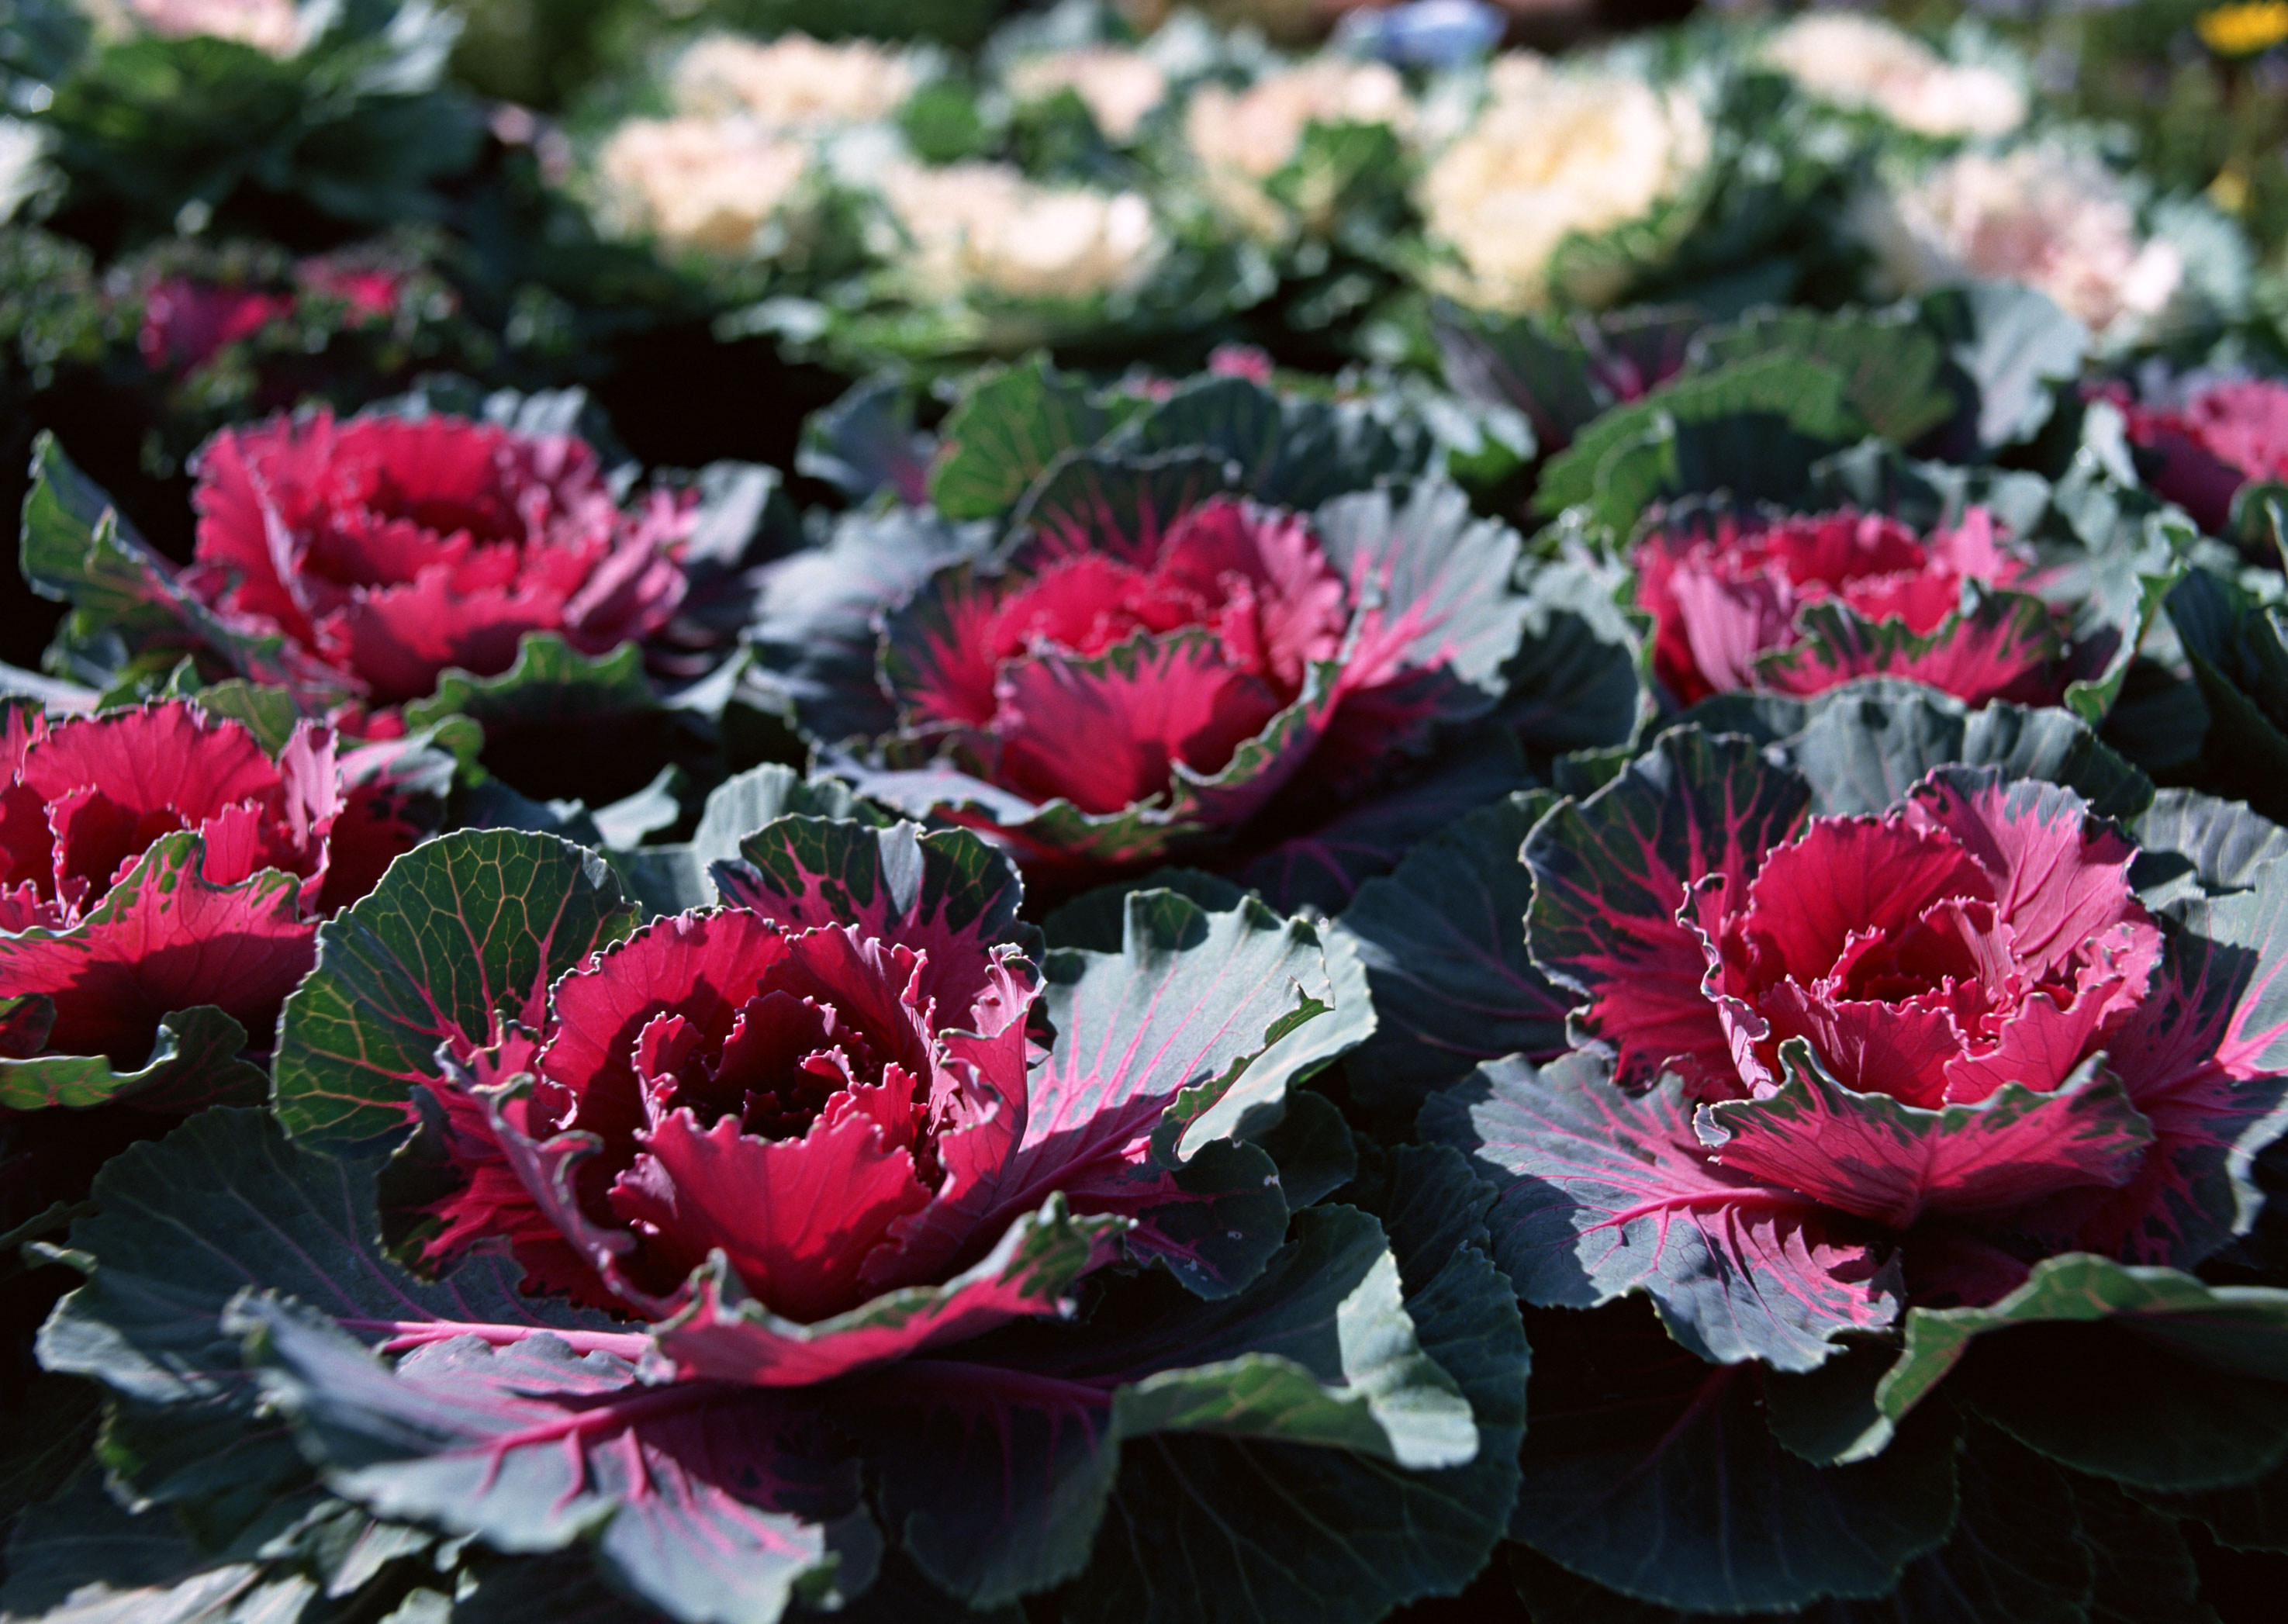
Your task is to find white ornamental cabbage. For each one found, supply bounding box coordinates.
[1761,14,2026,140]
[876,161,1164,305]
[1182,57,1413,239]
[1854,142,2184,339]
[1417,54,1710,312]
[668,32,921,130]
[593,116,812,261]
[1006,46,1170,143]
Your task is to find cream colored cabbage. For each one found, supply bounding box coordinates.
[1417,55,1710,312]
[594,116,811,261]
[1182,57,1412,238]
[1854,143,2184,337]
[1763,14,2025,140]
[1006,47,1170,143]
[877,161,1163,304]
[670,32,919,130]
[119,0,302,54]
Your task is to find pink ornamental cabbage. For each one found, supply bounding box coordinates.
[0,701,414,1096]
[2107,377,2288,534]
[873,489,1524,883]
[183,411,694,705]
[893,497,1348,817]
[55,814,1497,1624]
[1429,729,2288,1372]
[1633,506,2055,706]
[294,259,403,321]
[137,278,294,372]
[138,258,409,374]
[395,817,1332,1387]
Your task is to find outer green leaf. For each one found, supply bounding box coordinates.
[36,1107,605,1418]
[401,635,654,738]
[748,506,993,748]
[1533,353,1863,529]
[2134,1457,2288,1554]
[401,634,701,806]
[0,1471,285,1623]
[2131,790,2288,912]
[1432,300,1701,453]
[92,1397,309,1557]
[1039,871,1246,953]
[451,1548,679,1624]
[1007,447,1236,551]
[0,1005,265,1114]
[1875,1255,2288,1491]
[17,434,328,697]
[1233,725,1535,915]
[1121,374,1282,486]
[1332,792,1568,1114]
[1122,375,1423,512]
[1048,1152,1528,1619]
[454,1546,976,1624]
[797,375,933,506]
[720,1198,1484,1615]
[927,358,1112,521]
[1241,1088,1357,1210]
[1168,917,1371,1159]
[1684,679,2155,822]
[30,1108,855,1624]
[272,830,636,1152]
[2167,568,2288,826]
[1046,878,1374,1160]
[2041,504,2188,728]
[44,9,479,237]
[1502,552,1649,762]
[1041,889,1333,1166]
[231,1298,869,1624]
[1307,479,1536,748]
[1502,1426,2145,1624]
[605,766,882,918]
[1104,1208,1474,1466]
[178,680,305,756]
[1917,281,2088,451]
[2064,1468,2219,1624]
[1958,1324,2288,1498]
[1691,306,1955,447]
[0,1374,102,1536]
[1506,1301,1958,1613]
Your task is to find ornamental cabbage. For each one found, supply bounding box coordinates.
[183,410,694,705]
[848,480,1536,900]
[0,699,414,1108]
[1430,724,2288,1373]
[1633,505,2056,705]
[2104,373,2288,534]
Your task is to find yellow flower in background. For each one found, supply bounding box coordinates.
[2210,163,2252,215]
[2198,2,2288,57]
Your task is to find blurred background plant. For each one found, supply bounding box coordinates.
[1866,0,2288,300]
[3,0,2287,652]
